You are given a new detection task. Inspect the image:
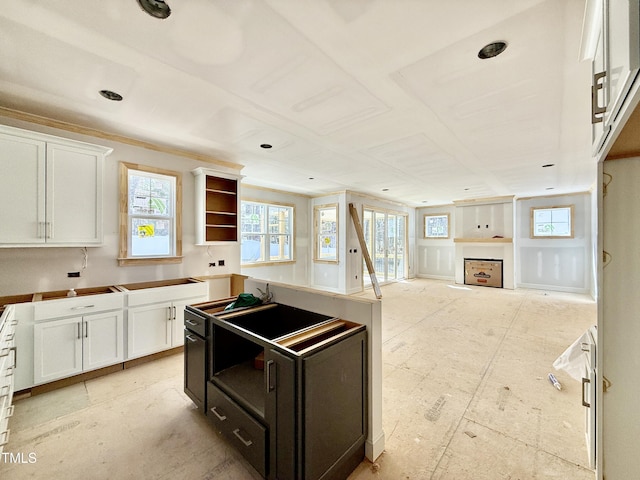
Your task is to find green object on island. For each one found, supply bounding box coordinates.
[224,293,262,310]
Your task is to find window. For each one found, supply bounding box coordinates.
[241,200,294,265]
[530,205,574,238]
[118,163,182,266]
[424,213,450,239]
[314,204,338,263]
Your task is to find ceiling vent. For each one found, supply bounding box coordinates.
[137,0,171,19]
[478,41,507,59]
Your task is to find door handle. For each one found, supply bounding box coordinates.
[591,71,606,124]
[232,428,253,447]
[266,360,275,392]
[210,406,227,421]
[84,321,88,338]
[77,322,82,339]
[173,306,176,320]
[581,377,591,408]
[185,334,198,343]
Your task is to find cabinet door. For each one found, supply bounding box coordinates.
[46,142,103,244]
[83,311,124,371]
[127,303,172,359]
[184,330,206,411]
[0,132,46,244]
[34,317,83,384]
[601,157,640,479]
[265,348,296,480]
[605,0,640,127]
[592,6,611,153]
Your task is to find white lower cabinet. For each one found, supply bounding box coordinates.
[0,308,17,453]
[127,298,205,359]
[127,303,173,359]
[34,311,124,385]
[124,280,208,360]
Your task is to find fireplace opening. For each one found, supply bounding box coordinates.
[464,258,503,288]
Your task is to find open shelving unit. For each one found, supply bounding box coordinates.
[193,168,241,244]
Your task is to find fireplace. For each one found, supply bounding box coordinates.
[464,258,503,288]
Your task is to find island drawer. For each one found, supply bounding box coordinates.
[207,382,266,477]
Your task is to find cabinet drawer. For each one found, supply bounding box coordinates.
[184,310,207,338]
[207,382,266,477]
[34,294,124,321]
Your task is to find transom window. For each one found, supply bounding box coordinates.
[241,200,294,265]
[530,205,574,238]
[119,163,182,265]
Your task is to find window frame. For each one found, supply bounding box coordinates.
[118,162,182,266]
[530,205,574,239]
[240,199,295,266]
[423,213,450,239]
[314,203,339,264]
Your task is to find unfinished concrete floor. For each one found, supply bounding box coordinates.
[1,279,596,479]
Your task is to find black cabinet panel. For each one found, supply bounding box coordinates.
[303,331,366,480]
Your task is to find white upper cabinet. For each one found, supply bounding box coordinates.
[0,124,112,246]
[585,0,640,156]
[605,0,640,128]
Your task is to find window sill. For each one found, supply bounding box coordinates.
[241,260,295,268]
[117,256,183,266]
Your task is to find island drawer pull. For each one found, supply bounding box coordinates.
[233,428,253,447]
[210,406,227,421]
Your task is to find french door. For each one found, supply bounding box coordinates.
[362,208,407,284]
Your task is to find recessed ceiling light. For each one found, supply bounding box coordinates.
[99,89,123,101]
[542,163,555,168]
[546,187,555,190]
[137,0,171,19]
[308,177,315,180]
[464,188,470,191]
[478,41,508,59]
[382,188,389,192]
[260,144,272,149]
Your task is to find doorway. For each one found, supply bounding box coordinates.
[362,208,407,285]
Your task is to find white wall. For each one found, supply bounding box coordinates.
[415,204,456,280]
[0,116,240,296]
[516,192,593,293]
[239,186,310,286]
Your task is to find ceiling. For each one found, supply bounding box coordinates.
[0,0,594,206]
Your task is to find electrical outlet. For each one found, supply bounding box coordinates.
[209,262,216,267]
[67,272,80,277]
[218,260,225,267]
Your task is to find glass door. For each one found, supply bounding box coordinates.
[363,209,407,285]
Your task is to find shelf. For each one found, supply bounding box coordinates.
[213,361,265,418]
[454,237,512,243]
[206,188,237,196]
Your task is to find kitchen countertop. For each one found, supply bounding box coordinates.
[0,277,205,310]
